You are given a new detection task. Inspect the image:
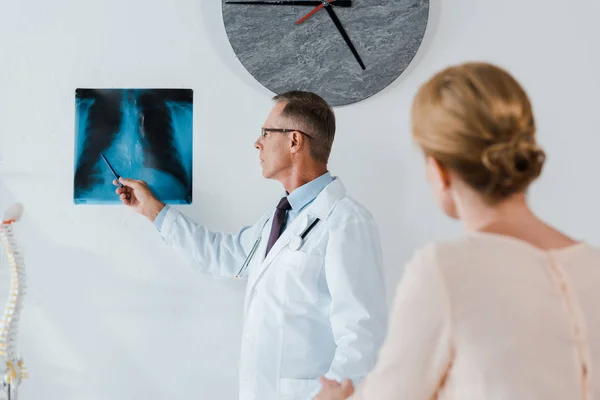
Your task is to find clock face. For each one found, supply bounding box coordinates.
[222,0,429,106]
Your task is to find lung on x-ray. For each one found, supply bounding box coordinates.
[74,88,193,205]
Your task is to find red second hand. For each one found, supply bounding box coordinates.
[296,0,334,25]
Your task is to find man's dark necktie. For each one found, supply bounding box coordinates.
[265,196,292,256]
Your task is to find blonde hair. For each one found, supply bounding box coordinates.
[411,62,546,202]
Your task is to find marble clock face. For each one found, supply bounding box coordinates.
[222,0,429,106]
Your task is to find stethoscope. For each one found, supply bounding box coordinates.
[235,216,321,278]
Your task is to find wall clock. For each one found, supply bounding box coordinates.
[222,0,429,106]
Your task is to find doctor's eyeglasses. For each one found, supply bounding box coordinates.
[260,128,314,140]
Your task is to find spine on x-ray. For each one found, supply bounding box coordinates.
[0,204,27,391]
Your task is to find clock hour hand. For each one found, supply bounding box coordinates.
[225,1,351,6]
[323,4,365,70]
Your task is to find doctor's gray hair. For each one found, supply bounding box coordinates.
[273,91,336,164]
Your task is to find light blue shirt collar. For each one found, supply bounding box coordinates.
[155,172,335,233]
[286,171,333,213]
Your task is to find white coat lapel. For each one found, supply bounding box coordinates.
[262,213,310,268]
[248,178,347,292]
[247,213,312,294]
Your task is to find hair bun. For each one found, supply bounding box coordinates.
[411,61,547,202]
[481,132,545,197]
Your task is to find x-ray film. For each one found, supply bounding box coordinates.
[74,88,193,205]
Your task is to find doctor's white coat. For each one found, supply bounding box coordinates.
[158,178,388,400]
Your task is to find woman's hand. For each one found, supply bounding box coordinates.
[314,377,355,400]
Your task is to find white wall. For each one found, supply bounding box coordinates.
[0,0,598,399]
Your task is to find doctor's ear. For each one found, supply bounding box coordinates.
[290,131,302,152]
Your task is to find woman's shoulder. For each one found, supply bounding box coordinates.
[409,233,600,272]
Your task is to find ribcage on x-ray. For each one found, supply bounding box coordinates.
[74,89,123,191]
[73,88,193,204]
[137,90,189,190]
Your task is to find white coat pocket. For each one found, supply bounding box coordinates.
[282,250,323,304]
[279,378,321,400]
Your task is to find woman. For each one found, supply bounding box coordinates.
[315,62,600,399]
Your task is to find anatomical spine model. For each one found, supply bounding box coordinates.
[0,204,27,399]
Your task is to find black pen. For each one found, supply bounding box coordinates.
[100,153,123,187]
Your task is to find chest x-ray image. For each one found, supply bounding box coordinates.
[74,88,193,205]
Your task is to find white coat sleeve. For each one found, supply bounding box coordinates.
[323,218,388,384]
[349,245,453,399]
[157,206,268,280]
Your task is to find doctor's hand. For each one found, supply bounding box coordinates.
[314,377,354,400]
[114,178,165,222]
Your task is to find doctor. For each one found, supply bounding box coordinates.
[115,91,388,400]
